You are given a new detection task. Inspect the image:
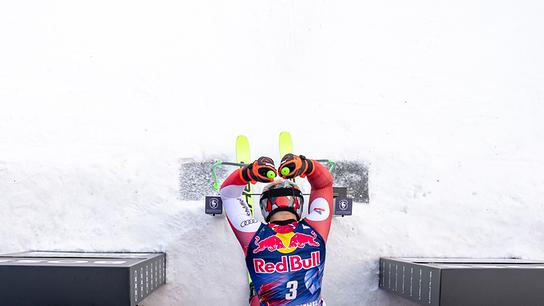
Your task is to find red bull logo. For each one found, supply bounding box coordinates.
[253,251,321,274]
[253,231,320,254]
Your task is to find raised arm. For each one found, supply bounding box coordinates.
[304,161,334,241]
[278,154,334,241]
[220,157,277,255]
[220,170,260,256]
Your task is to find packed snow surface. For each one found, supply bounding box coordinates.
[1,0,544,305]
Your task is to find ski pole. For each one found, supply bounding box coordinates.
[211,160,247,190]
[316,159,336,173]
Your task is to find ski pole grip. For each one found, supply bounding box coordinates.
[267,170,276,180]
[316,159,336,173]
[211,161,247,190]
[211,160,223,190]
[280,167,290,176]
[328,160,336,172]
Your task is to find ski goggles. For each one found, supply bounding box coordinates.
[260,187,304,218]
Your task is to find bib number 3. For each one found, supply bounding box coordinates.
[285,281,298,300]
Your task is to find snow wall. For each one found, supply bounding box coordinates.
[1,1,543,305]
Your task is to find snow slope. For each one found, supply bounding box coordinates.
[1,0,544,305]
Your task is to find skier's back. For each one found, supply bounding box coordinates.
[221,154,333,305]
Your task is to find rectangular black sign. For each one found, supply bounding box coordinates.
[205,196,223,215]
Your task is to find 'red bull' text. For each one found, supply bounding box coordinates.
[253,251,321,274]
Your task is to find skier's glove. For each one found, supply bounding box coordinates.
[278,154,314,179]
[241,156,278,184]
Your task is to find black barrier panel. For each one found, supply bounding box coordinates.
[380,257,544,306]
[0,251,166,306]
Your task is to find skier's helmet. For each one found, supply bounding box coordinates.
[260,179,304,222]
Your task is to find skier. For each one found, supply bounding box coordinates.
[220,154,333,306]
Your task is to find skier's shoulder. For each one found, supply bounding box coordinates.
[299,219,325,239]
[299,218,315,229]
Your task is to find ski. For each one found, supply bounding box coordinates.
[235,135,257,301]
[279,131,293,160]
[236,135,254,214]
[279,131,296,183]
